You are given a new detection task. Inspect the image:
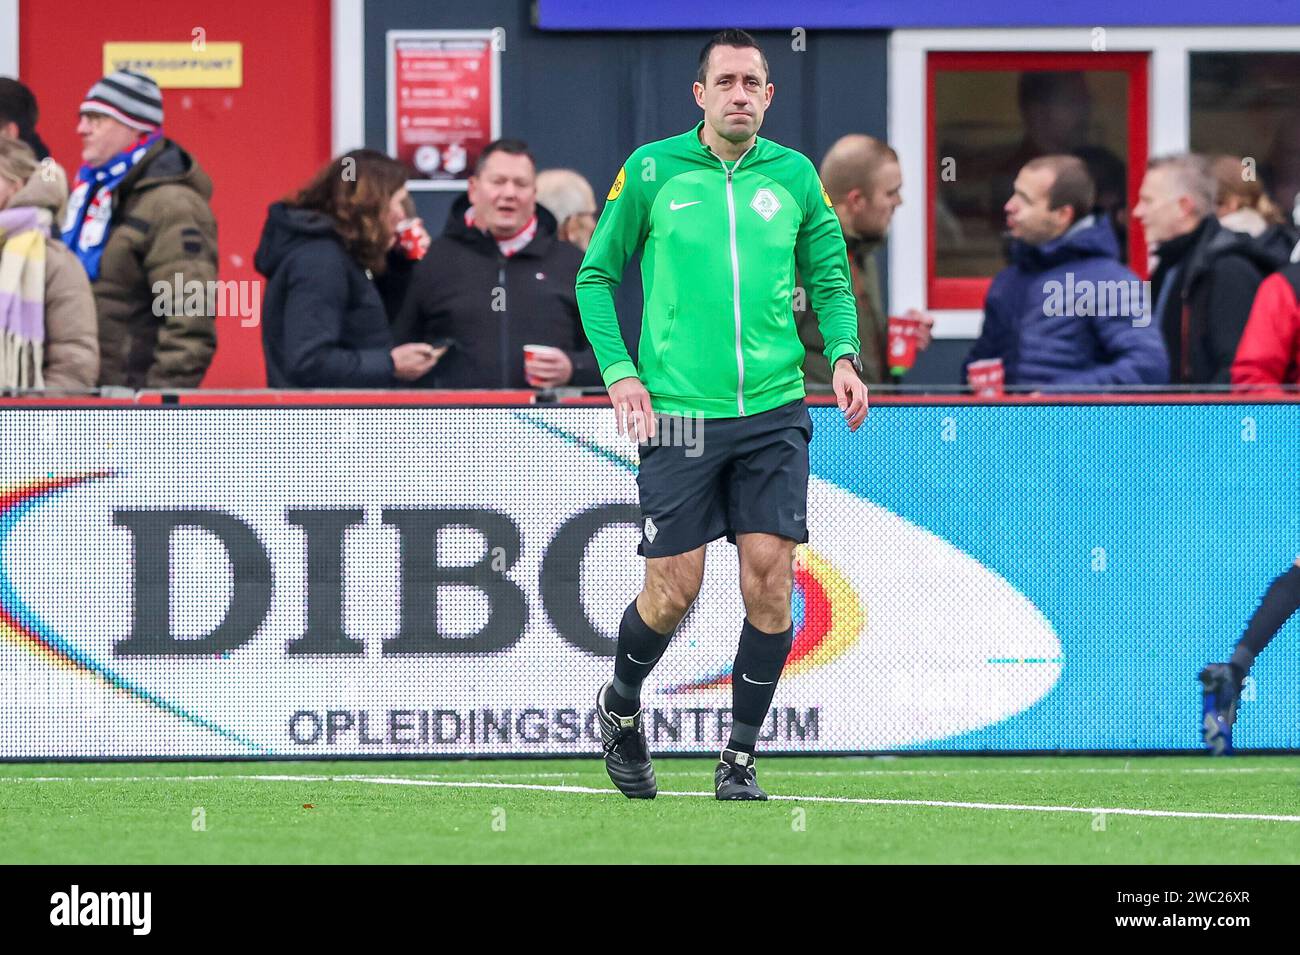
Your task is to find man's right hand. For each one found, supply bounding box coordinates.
[391,343,447,382]
[608,376,655,441]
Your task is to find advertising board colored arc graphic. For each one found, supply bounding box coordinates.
[664,546,865,693]
[0,472,263,752]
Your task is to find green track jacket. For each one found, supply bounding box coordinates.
[576,122,861,418]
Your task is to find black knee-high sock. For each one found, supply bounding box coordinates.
[727,618,794,756]
[1230,564,1300,681]
[606,600,673,715]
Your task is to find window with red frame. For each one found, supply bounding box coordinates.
[927,52,1149,311]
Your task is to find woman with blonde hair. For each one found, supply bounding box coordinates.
[255,148,441,387]
[1212,154,1288,237]
[0,138,98,390]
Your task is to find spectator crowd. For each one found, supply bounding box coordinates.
[2,69,1298,394]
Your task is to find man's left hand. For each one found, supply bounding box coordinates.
[833,357,869,431]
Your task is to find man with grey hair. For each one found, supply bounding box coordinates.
[1135,154,1281,384]
[536,168,597,251]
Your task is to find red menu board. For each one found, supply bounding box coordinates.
[387,31,501,190]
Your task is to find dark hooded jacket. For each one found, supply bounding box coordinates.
[90,138,218,388]
[963,215,1168,387]
[255,202,395,388]
[797,236,890,387]
[394,195,599,389]
[1151,215,1286,384]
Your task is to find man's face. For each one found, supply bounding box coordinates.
[467,150,536,238]
[1133,167,1196,247]
[1022,96,1089,154]
[76,111,141,166]
[848,160,903,241]
[1004,165,1071,245]
[692,45,773,146]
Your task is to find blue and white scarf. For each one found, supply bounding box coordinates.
[60,131,161,281]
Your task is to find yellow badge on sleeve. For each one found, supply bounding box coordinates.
[607,166,626,201]
[820,183,833,208]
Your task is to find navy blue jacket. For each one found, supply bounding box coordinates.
[964,216,1169,387]
[256,203,396,388]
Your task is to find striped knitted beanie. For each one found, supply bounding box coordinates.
[79,69,163,132]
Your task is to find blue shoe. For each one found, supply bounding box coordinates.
[1199,663,1240,755]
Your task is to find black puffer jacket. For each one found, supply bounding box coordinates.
[1152,215,1288,384]
[255,202,395,388]
[394,195,599,388]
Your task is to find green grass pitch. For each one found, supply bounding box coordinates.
[2,755,1298,864]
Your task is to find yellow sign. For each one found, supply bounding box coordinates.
[607,166,626,201]
[102,42,243,89]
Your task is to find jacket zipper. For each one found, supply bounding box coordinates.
[719,144,756,416]
[498,258,509,388]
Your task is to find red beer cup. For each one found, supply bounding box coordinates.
[887,314,921,375]
[968,357,1005,398]
[396,218,429,261]
[523,343,563,387]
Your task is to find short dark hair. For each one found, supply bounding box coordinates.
[697,29,769,87]
[1024,154,1096,225]
[1017,71,1089,110]
[473,138,535,177]
[0,77,49,161]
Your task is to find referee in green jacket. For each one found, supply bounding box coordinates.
[576,29,868,801]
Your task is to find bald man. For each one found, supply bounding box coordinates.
[536,168,598,251]
[798,134,932,385]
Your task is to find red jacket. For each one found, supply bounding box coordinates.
[1232,268,1300,387]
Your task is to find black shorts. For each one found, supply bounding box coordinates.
[635,398,812,558]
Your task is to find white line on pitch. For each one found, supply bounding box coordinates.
[134,767,1295,780]
[2,773,1298,822]
[2,764,1299,783]
[315,774,1300,823]
[748,766,1300,777]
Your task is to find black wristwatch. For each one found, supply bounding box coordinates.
[835,353,863,375]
